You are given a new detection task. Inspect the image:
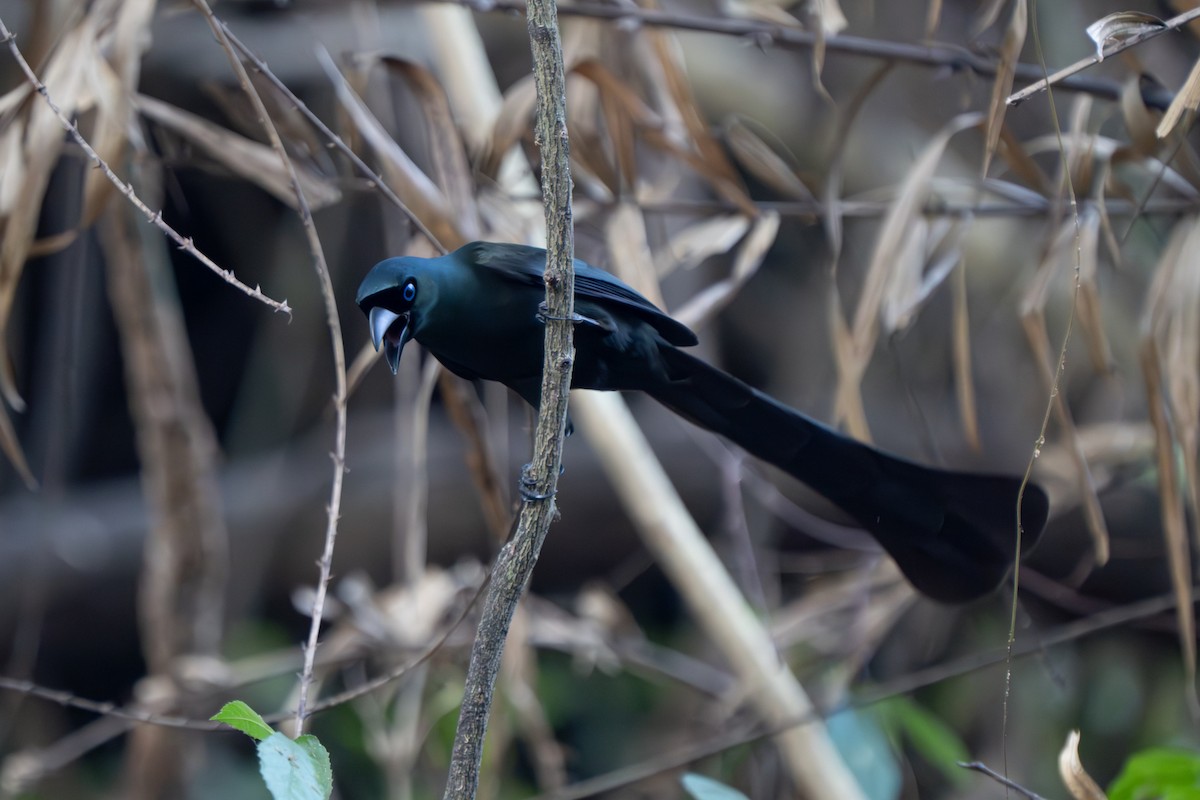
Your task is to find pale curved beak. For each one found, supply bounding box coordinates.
[368,306,410,374]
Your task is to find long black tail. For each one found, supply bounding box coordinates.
[645,347,1049,603]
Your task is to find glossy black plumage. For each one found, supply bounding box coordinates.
[357,242,1049,603]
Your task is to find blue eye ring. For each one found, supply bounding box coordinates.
[402,280,416,302]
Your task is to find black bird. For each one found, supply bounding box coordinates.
[357,242,1049,603]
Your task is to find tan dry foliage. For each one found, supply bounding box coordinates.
[981,0,1026,175]
[1019,209,1111,567]
[1140,215,1200,708]
[0,0,157,487]
[1059,730,1108,800]
[831,112,981,441]
[137,95,342,211]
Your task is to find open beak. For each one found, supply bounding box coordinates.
[369,306,412,375]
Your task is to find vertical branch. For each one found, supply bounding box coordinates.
[442,0,575,797]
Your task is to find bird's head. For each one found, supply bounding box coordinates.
[356,257,438,374]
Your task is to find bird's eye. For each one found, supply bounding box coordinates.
[402,280,417,303]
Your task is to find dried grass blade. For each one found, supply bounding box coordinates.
[997,125,1051,195]
[605,202,664,308]
[317,48,463,249]
[1058,731,1107,800]
[1142,337,1198,714]
[645,27,752,211]
[952,264,980,451]
[723,117,815,201]
[674,211,780,330]
[654,215,751,277]
[0,403,35,487]
[824,63,893,266]
[481,74,536,180]
[572,60,661,191]
[833,112,980,436]
[1141,219,1200,706]
[137,94,342,211]
[373,56,481,239]
[925,0,944,38]
[0,21,92,415]
[1075,209,1112,372]
[1158,54,1200,139]
[1020,307,1110,564]
[1019,215,1110,564]
[982,0,1027,174]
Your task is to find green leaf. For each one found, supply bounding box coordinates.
[211,701,274,741]
[681,773,751,800]
[296,735,333,798]
[258,731,333,800]
[877,696,970,786]
[1109,749,1200,800]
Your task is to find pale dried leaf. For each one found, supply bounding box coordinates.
[1075,210,1113,372]
[1020,213,1111,565]
[721,0,802,26]
[0,121,26,218]
[0,82,31,117]
[674,211,780,330]
[1142,336,1196,706]
[0,21,94,414]
[833,112,981,435]
[481,74,536,180]
[724,117,815,201]
[983,0,1027,174]
[925,0,944,39]
[0,403,36,488]
[1087,11,1165,61]
[318,48,463,249]
[881,216,968,333]
[81,0,156,224]
[137,95,343,211]
[605,202,664,308]
[972,0,1010,35]
[997,125,1051,194]
[1142,217,1200,698]
[952,265,980,451]
[1058,730,1107,800]
[1121,74,1161,157]
[645,27,753,212]
[825,63,893,265]
[654,215,751,277]
[1158,55,1200,139]
[373,55,481,239]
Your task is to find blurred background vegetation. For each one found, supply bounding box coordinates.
[1,0,1199,797]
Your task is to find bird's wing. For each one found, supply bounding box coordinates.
[466,242,698,346]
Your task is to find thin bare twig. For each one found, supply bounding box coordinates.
[219,23,448,256]
[441,0,577,796]
[958,761,1049,799]
[0,17,291,316]
[186,1,345,732]
[536,588,1196,800]
[1008,6,1200,106]
[456,0,1141,105]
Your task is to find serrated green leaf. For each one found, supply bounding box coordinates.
[211,701,274,741]
[258,731,333,800]
[296,735,333,798]
[681,773,751,800]
[1109,749,1200,800]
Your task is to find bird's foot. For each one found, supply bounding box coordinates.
[518,463,556,502]
[536,301,599,329]
[518,462,567,501]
